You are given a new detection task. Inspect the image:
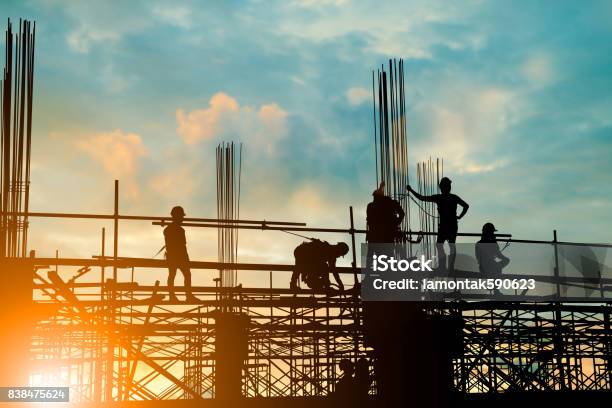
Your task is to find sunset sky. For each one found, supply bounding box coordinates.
[2,1,612,287]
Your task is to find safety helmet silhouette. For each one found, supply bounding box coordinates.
[336,242,349,256]
[482,222,497,233]
[372,181,385,196]
[171,206,186,218]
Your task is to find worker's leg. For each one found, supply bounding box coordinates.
[436,232,447,272]
[499,257,510,269]
[291,264,304,290]
[179,265,198,302]
[180,266,192,290]
[448,232,457,273]
[167,265,178,301]
[322,272,331,290]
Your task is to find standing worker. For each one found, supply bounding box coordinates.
[363,182,415,405]
[164,206,198,302]
[366,182,405,243]
[407,177,469,272]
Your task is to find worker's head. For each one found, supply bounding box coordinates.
[171,206,186,221]
[335,242,350,257]
[372,181,385,198]
[439,177,452,194]
[482,222,497,235]
[339,359,354,374]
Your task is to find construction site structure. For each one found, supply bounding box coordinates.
[0,20,611,408]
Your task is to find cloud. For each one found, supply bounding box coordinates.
[176,92,240,144]
[57,2,152,54]
[176,92,289,154]
[99,63,136,93]
[275,2,482,58]
[461,159,508,174]
[67,26,119,54]
[293,0,351,8]
[76,129,148,197]
[410,86,515,174]
[148,164,196,200]
[346,87,370,106]
[522,54,555,86]
[258,103,289,150]
[152,5,193,29]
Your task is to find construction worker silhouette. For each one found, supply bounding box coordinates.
[475,222,510,281]
[407,177,469,272]
[366,182,405,243]
[333,359,354,399]
[353,358,372,402]
[364,182,425,405]
[164,206,198,302]
[290,240,348,292]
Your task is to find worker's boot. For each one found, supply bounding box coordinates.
[168,291,179,303]
[448,254,456,274]
[184,273,198,303]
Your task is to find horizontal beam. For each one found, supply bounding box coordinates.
[23,257,612,287]
[0,211,306,226]
[151,222,514,239]
[31,257,296,271]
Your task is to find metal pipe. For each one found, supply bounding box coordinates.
[0,210,306,226]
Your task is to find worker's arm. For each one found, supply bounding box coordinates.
[332,269,344,291]
[475,244,482,268]
[406,185,437,202]
[456,196,469,220]
[290,269,300,290]
[329,259,344,291]
[495,246,509,262]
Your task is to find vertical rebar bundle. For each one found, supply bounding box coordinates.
[0,19,35,258]
[215,142,242,287]
[415,158,443,259]
[372,59,410,239]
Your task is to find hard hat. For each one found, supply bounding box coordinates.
[482,222,497,233]
[171,206,186,218]
[372,181,385,196]
[336,242,349,255]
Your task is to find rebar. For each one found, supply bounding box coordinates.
[0,18,35,258]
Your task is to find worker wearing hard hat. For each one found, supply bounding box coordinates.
[164,206,198,302]
[475,222,510,279]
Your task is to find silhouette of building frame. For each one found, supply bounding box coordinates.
[5,191,609,403]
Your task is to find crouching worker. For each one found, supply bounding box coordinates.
[290,240,349,292]
[475,222,510,277]
[476,222,510,298]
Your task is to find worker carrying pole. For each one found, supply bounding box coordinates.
[163,206,198,302]
[407,177,469,272]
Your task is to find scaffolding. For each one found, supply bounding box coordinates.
[6,199,610,402]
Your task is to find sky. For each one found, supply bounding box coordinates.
[2,0,612,287]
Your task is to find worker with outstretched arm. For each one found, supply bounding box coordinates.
[407,177,469,272]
